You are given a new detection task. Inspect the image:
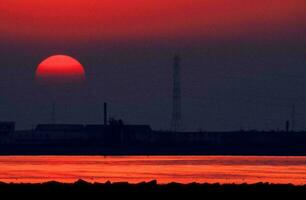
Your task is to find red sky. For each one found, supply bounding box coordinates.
[0,0,305,42]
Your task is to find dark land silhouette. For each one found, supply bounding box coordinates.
[1,120,306,155]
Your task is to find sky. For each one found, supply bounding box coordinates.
[0,0,306,131]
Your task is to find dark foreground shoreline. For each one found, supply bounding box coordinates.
[0,180,306,198]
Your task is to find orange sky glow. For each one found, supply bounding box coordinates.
[0,0,305,42]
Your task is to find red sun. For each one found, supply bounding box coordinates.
[35,55,85,84]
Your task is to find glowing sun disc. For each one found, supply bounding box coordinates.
[35,55,85,84]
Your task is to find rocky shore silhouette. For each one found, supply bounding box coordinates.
[0,179,305,198]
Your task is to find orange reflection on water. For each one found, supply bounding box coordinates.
[0,156,305,185]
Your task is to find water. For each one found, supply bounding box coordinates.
[0,156,305,185]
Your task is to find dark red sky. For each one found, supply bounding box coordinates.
[1,0,306,131]
[1,0,306,42]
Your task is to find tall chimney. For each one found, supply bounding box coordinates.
[104,102,108,125]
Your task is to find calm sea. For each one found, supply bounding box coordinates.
[0,156,305,185]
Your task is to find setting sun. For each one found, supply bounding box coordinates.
[35,55,85,84]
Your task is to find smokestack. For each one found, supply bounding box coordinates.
[104,102,107,125]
